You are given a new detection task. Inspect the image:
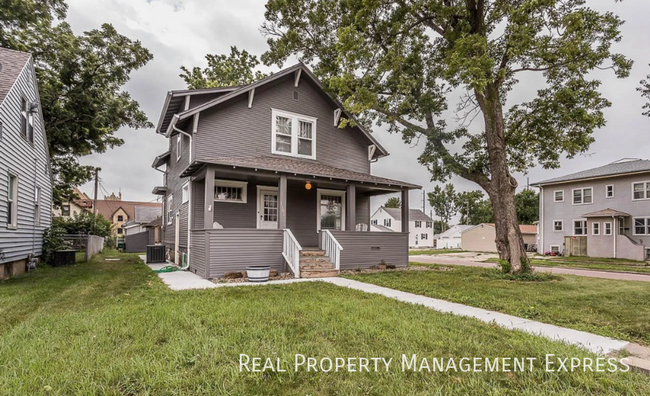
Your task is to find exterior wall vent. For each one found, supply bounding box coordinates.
[293,91,299,100]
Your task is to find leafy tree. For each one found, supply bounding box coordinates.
[456,190,494,225]
[384,197,401,208]
[428,184,457,233]
[639,65,650,117]
[514,189,539,224]
[432,220,449,235]
[180,46,268,89]
[53,212,112,238]
[3,2,153,206]
[261,0,632,273]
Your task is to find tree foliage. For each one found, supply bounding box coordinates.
[2,2,153,206]
[639,65,650,117]
[428,184,457,232]
[261,0,631,272]
[53,212,113,238]
[456,189,538,225]
[180,46,268,89]
[384,197,401,208]
[514,189,539,225]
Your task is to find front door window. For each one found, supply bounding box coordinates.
[320,194,343,230]
[258,188,279,229]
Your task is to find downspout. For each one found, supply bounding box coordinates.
[539,186,544,254]
[612,215,616,259]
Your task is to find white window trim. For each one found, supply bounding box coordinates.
[604,221,613,236]
[316,188,345,231]
[256,186,279,229]
[166,195,173,225]
[34,186,41,227]
[271,108,317,160]
[7,173,18,229]
[572,218,587,236]
[605,184,614,199]
[182,182,189,204]
[554,190,564,203]
[631,181,650,201]
[214,179,248,204]
[571,187,593,205]
[549,245,560,253]
[553,219,563,232]
[415,221,422,228]
[632,217,650,236]
[426,221,432,228]
[592,222,600,236]
[384,218,392,227]
[176,135,182,162]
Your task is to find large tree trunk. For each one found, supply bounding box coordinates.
[476,85,530,273]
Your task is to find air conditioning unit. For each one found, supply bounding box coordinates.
[146,245,166,263]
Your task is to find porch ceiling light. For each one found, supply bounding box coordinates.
[305,181,312,190]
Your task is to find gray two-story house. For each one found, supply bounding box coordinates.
[534,159,650,261]
[0,47,53,279]
[151,64,419,278]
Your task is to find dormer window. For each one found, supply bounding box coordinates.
[271,109,316,160]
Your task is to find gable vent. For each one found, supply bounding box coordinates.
[293,91,299,100]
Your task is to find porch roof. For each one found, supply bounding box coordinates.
[181,156,421,189]
[152,151,171,169]
[582,208,631,218]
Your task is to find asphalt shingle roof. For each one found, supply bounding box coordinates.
[94,200,162,222]
[182,156,421,189]
[534,159,650,186]
[381,208,433,222]
[0,47,31,106]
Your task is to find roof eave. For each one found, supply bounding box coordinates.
[156,91,173,134]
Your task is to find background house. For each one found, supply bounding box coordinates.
[534,159,650,260]
[0,47,53,279]
[52,188,93,218]
[93,193,162,237]
[371,207,435,247]
[461,223,537,253]
[435,224,474,249]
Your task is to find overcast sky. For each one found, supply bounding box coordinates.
[67,0,650,219]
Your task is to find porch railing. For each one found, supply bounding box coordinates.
[282,229,302,278]
[321,230,343,270]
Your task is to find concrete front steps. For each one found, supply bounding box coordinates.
[299,249,338,278]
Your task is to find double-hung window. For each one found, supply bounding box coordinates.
[572,188,593,205]
[415,221,422,228]
[592,222,600,235]
[604,222,613,235]
[633,217,650,236]
[176,135,182,161]
[553,220,563,232]
[34,187,41,226]
[7,173,17,228]
[632,182,650,200]
[605,185,614,199]
[61,204,71,217]
[573,219,587,235]
[166,195,173,225]
[384,218,391,227]
[554,190,564,202]
[426,221,432,228]
[182,182,189,204]
[421,233,428,240]
[272,109,317,159]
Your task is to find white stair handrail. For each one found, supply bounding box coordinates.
[321,230,343,270]
[282,229,302,278]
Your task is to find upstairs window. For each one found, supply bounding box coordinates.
[554,190,564,202]
[572,188,592,205]
[632,182,650,200]
[426,221,432,228]
[7,173,17,228]
[20,98,34,143]
[61,204,71,217]
[35,187,41,226]
[272,109,317,159]
[371,219,378,225]
[167,195,173,225]
[182,183,189,203]
[415,221,422,228]
[384,218,391,227]
[117,215,124,222]
[176,135,182,161]
[606,185,614,199]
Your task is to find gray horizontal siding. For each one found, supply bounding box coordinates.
[329,231,408,269]
[0,57,53,264]
[195,75,371,174]
[124,231,149,253]
[162,125,191,248]
[190,230,206,277]
[206,229,284,278]
[192,179,205,230]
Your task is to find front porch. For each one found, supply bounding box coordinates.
[183,158,417,279]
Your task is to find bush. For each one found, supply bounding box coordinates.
[53,212,112,237]
[482,268,561,282]
[42,225,67,264]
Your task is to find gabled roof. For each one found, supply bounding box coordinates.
[159,63,389,159]
[94,200,162,222]
[134,205,162,223]
[378,207,433,221]
[0,47,31,106]
[533,159,650,186]
[582,208,631,218]
[181,156,421,189]
[371,224,394,232]
[437,225,474,238]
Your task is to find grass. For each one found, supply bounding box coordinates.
[344,263,650,347]
[0,252,649,395]
[484,256,650,274]
[409,249,464,255]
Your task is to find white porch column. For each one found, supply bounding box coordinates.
[204,167,215,229]
[401,190,409,233]
[278,174,288,229]
[346,184,356,231]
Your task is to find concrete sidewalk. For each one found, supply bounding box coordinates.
[411,255,650,282]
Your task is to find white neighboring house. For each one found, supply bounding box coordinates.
[370,207,435,247]
[435,225,474,249]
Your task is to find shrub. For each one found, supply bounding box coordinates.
[53,212,112,237]
[482,268,561,282]
[42,225,67,264]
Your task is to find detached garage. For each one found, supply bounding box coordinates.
[461,223,537,253]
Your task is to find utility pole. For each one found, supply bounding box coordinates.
[93,168,100,231]
[422,190,426,213]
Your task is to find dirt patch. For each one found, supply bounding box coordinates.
[213,272,295,284]
[340,265,453,276]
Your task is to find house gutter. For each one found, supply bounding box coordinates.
[613,215,617,259]
[172,119,193,270]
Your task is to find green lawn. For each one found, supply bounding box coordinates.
[345,264,650,347]
[1,252,648,395]
[409,249,464,255]
[484,256,650,274]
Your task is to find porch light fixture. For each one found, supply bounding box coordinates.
[305,181,312,190]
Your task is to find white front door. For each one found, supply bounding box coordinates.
[257,187,279,229]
